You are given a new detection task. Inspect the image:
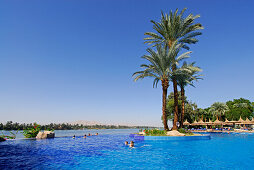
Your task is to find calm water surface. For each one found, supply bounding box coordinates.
[1,129,254,169]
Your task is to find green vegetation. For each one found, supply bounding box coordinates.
[225,98,254,121]
[22,123,41,138]
[166,95,254,124]
[1,130,18,139]
[0,121,155,131]
[209,102,229,120]
[133,44,191,131]
[176,62,202,127]
[140,128,194,136]
[133,8,203,131]
[144,9,203,130]
[142,129,167,136]
[178,128,194,136]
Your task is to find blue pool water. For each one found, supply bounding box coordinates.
[1,130,254,169]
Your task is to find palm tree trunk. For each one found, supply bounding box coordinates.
[162,79,169,131]
[180,87,185,128]
[172,78,178,130]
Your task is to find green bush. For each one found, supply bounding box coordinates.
[143,129,167,136]
[178,128,194,136]
[22,123,41,138]
[1,130,18,139]
[178,128,186,133]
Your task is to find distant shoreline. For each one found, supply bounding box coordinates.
[0,121,158,131]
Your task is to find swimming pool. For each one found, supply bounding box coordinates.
[1,130,254,169]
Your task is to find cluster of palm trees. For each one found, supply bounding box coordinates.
[209,102,229,121]
[133,8,203,131]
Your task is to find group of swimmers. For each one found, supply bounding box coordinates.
[125,141,134,148]
[72,133,99,139]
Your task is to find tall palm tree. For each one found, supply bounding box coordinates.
[209,102,229,120]
[133,43,191,131]
[175,62,202,128]
[144,8,203,130]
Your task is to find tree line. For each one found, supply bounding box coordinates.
[166,95,254,124]
[0,121,155,131]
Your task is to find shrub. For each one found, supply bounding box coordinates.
[143,129,167,136]
[1,130,18,139]
[22,123,41,138]
[178,128,194,136]
[178,128,186,133]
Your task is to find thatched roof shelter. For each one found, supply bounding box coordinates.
[236,117,254,125]
[236,116,246,125]
[213,118,223,125]
[224,118,233,125]
[183,120,190,126]
[191,119,198,126]
[196,119,206,126]
[205,119,214,125]
[190,116,254,127]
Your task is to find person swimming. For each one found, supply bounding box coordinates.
[96,133,98,135]
[88,133,91,136]
[129,141,134,148]
[83,134,87,138]
[72,135,75,139]
[124,141,128,145]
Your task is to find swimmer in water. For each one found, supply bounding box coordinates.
[129,141,134,148]
[88,133,91,136]
[83,134,87,138]
[124,141,128,145]
[72,135,75,139]
[96,133,98,135]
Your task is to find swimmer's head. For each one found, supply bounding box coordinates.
[125,141,128,145]
[130,141,134,147]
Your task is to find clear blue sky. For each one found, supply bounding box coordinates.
[0,0,253,126]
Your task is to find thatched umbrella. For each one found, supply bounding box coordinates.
[224,118,233,125]
[205,119,213,126]
[213,118,223,125]
[243,118,253,125]
[236,116,245,125]
[191,119,198,126]
[196,119,206,126]
[183,120,190,126]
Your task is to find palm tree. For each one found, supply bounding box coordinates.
[175,62,202,128]
[144,8,203,130]
[133,43,191,131]
[209,102,229,120]
[233,103,248,108]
